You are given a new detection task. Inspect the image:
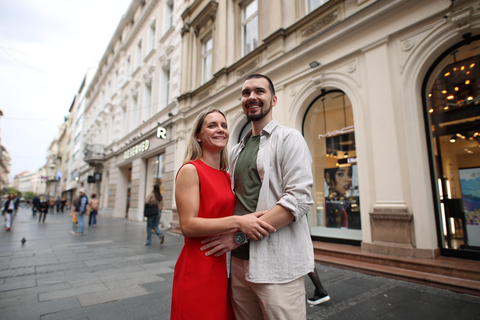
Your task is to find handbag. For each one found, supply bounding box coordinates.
[144,204,158,217]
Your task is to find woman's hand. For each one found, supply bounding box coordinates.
[237,210,276,240]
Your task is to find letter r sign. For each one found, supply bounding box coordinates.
[157,127,167,139]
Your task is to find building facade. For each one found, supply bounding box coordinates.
[82,0,182,225]
[73,0,480,262]
[173,0,480,261]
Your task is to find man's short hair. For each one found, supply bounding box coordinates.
[244,74,275,96]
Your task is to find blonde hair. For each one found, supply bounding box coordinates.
[183,108,229,171]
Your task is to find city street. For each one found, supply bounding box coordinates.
[1,207,480,320]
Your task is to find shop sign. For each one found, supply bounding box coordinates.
[124,139,150,159]
[157,127,167,139]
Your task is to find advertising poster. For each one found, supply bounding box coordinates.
[459,167,480,247]
[324,164,360,229]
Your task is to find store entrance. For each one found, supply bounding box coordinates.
[424,36,480,259]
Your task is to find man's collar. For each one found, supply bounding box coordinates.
[240,120,278,146]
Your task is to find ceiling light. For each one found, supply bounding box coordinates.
[309,61,320,68]
[450,135,456,143]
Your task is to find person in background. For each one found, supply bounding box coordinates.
[55,197,62,213]
[201,74,315,320]
[38,199,49,223]
[3,193,17,231]
[72,189,88,236]
[32,195,40,216]
[48,196,55,214]
[88,194,99,227]
[307,267,330,305]
[144,185,164,246]
[61,197,66,212]
[170,109,274,320]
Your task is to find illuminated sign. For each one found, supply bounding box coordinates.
[124,140,150,159]
[157,127,167,139]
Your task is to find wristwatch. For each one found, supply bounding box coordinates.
[234,231,248,245]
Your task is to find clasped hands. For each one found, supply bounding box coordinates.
[200,210,275,257]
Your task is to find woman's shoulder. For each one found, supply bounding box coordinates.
[176,162,198,179]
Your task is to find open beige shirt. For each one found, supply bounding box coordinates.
[229,120,315,284]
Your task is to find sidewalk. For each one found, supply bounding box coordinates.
[1,207,479,319]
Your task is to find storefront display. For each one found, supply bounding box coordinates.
[424,37,480,254]
[303,91,361,241]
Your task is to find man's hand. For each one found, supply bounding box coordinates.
[200,229,240,257]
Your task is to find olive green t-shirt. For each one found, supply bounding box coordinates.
[232,135,261,260]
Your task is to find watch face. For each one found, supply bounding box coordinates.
[235,232,247,244]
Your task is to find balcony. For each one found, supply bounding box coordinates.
[83,144,105,167]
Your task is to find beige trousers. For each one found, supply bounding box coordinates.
[230,256,306,320]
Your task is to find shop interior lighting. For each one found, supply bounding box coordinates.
[450,135,456,143]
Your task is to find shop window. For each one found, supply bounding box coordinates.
[146,154,166,197]
[424,38,480,253]
[303,91,361,241]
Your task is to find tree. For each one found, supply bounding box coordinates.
[23,191,36,200]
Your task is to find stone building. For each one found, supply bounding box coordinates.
[174,0,480,263]
[79,0,480,268]
[82,0,182,225]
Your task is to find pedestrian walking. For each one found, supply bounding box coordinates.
[3,193,18,231]
[88,194,99,227]
[307,268,331,305]
[72,189,88,236]
[143,185,165,246]
[38,199,48,223]
[32,195,40,216]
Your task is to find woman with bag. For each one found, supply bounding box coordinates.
[144,184,164,246]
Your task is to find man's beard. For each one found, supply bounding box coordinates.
[246,101,272,122]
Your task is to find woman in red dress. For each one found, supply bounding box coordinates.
[171,109,275,320]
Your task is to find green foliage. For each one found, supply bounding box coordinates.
[23,192,36,200]
[7,187,20,195]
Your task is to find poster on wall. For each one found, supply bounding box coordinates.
[459,167,480,247]
[324,164,360,229]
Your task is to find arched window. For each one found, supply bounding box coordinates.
[303,90,361,242]
[423,37,480,255]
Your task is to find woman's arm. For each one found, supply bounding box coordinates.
[175,164,275,238]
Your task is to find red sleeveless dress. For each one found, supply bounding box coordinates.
[171,160,235,320]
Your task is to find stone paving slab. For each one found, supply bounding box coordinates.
[77,285,149,307]
[2,207,480,320]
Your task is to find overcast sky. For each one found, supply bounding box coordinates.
[0,0,132,180]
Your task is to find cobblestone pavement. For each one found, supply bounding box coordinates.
[1,207,479,319]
